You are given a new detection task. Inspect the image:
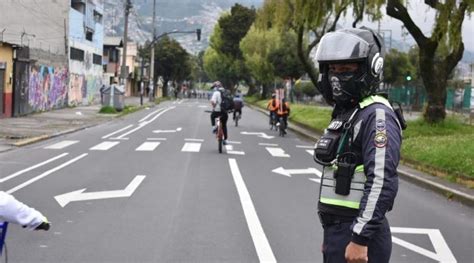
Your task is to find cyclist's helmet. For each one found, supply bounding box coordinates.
[315,27,385,107]
[271,93,276,99]
[212,81,222,89]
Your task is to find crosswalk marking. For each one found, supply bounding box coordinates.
[185,138,204,142]
[266,147,290,158]
[225,145,245,155]
[147,138,167,141]
[259,143,278,146]
[181,142,201,152]
[296,145,314,149]
[45,140,79,149]
[90,141,120,151]
[136,142,160,151]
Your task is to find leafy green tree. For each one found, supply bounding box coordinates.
[240,26,279,98]
[204,4,256,92]
[383,49,416,86]
[383,0,473,123]
[153,36,191,97]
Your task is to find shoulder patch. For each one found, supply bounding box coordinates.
[375,119,386,131]
[374,132,387,148]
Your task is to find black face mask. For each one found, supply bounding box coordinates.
[328,72,361,108]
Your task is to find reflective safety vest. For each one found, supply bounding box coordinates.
[319,95,393,209]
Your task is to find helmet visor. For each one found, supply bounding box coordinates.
[316,32,371,62]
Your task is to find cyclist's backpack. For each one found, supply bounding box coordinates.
[219,91,234,111]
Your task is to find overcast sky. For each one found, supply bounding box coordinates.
[338,1,474,52]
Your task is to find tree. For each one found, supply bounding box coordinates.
[240,26,279,98]
[383,49,416,86]
[255,0,371,103]
[267,30,306,81]
[204,4,256,93]
[153,36,191,97]
[384,0,473,123]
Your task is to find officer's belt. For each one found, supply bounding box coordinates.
[318,212,355,226]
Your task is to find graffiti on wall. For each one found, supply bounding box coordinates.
[28,65,68,111]
[69,73,101,105]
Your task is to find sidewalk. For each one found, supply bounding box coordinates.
[0,97,152,152]
[248,104,474,207]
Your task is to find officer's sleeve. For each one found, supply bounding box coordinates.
[350,106,401,245]
[0,191,45,230]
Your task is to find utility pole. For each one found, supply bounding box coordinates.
[149,0,156,101]
[120,0,132,86]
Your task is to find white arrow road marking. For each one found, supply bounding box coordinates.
[272,167,322,177]
[228,159,276,262]
[181,142,201,152]
[55,175,146,207]
[266,147,290,157]
[90,141,120,151]
[309,178,321,184]
[45,140,79,149]
[7,153,88,194]
[135,142,160,151]
[241,131,274,139]
[390,227,457,263]
[0,153,69,183]
[102,125,134,139]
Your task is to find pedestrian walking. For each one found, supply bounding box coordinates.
[313,27,405,263]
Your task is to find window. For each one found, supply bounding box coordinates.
[93,54,102,65]
[71,0,86,14]
[94,10,103,24]
[70,47,84,61]
[86,31,93,41]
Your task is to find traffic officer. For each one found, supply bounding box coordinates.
[0,191,49,230]
[313,27,404,263]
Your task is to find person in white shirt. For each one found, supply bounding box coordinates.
[210,81,229,144]
[0,191,49,230]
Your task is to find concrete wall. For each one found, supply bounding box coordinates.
[0,44,13,117]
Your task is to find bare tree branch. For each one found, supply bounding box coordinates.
[424,0,445,10]
[352,0,365,28]
[386,0,428,47]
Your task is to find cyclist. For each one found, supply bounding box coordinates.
[233,90,244,121]
[210,81,229,145]
[276,97,290,134]
[0,191,49,230]
[267,93,279,126]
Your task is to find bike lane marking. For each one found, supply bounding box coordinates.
[135,142,161,151]
[228,158,276,262]
[44,140,79,149]
[181,142,201,152]
[265,147,290,158]
[0,153,69,183]
[90,141,120,151]
[7,153,88,194]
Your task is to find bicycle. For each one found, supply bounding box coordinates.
[269,111,278,131]
[234,111,241,127]
[1,221,50,263]
[278,116,287,137]
[205,110,225,154]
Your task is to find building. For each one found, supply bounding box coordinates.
[103,37,123,86]
[0,42,14,118]
[0,0,104,117]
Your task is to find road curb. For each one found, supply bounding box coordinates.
[11,125,97,147]
[247,103,474,207]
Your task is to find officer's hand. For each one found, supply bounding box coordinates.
[345,241,368,263]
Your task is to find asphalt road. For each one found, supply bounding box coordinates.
[1,99,472,263]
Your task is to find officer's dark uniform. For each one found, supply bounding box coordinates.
[314,28,405,263]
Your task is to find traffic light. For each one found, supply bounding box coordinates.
[405,71,412,81]
[196,29,201,41]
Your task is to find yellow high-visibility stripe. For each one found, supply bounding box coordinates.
[320,197,360,209]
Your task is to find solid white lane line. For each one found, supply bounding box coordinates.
[0,153,69,183]
[147,138,167,141]
[45,141,79,149]
[296,145,314,149]
[109,137,129,140]
[185,138,204,142]
[136,142,161,151]
[102,125,134,139]
[266,147,290,158]
[306,150,313,155]
[117,107,175,139]
[181,142,201,152]
[139,108,164,123]
[90,141,120,151]
[7,153,88,194]
[258,143,278,146]
[228,159,276,262]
